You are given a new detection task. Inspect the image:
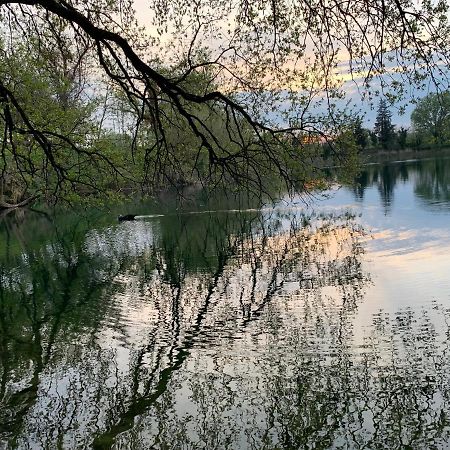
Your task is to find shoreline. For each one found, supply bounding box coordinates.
[362,147,450,164]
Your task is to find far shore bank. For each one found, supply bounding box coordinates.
[361,146,450,164]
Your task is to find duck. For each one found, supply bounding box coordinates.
[118,214,137,221]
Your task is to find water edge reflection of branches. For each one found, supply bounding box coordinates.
[3,207,446,448]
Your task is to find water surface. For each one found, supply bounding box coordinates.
[1,156,450,449]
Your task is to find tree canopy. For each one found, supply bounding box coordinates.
[1,0,450,205]
[374,99,395,149]
[411,91,450,145]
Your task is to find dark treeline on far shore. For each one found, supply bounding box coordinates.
[351,93,450,153]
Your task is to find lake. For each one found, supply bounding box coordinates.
[1,155,450,449]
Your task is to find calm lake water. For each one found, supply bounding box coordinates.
[1,156,450,449]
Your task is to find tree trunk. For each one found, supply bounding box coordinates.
[0,194,39,210]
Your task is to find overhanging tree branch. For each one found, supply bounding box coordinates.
[0,0,449,202]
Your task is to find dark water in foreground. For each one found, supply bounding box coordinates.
[1,157,450,449]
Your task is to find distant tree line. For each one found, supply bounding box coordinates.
[351,94,450,152]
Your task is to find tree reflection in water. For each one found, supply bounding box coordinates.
[0,205,449,449]
[354,156,450,211]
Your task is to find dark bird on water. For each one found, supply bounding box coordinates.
[118,214,137,221]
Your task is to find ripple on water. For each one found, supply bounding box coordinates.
[2,157,450,448]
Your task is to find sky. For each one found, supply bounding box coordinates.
[131,0,447,130]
